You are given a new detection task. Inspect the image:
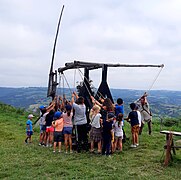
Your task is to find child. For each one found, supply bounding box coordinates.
[115,98,126,143]
[39,106,49,146]
[102,111,115,156]
[45,109,55,147]
[126,103,139,148]
[89,105,102,154]
[52,111,64,153]
[90,97,115,156]
[115,98,124,117]
[63,105,73,153]
[25,114,34,144]
[113,113,124,152]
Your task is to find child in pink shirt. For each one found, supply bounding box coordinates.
[63,105,73,153]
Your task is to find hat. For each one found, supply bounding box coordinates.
[39,105,45,109]
[28,114,34,119]
[54,111,62,119]
[65,105,72,111]
[108,112,115,119]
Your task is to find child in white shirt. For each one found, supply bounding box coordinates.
[113,113,124,152]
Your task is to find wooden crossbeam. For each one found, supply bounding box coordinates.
[58,60,164,73]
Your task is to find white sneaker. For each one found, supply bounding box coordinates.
[53,150,56,153]
[130,144,137,148]
[46,144,49,147]
[136,144,139,147]
[58,150,61,153]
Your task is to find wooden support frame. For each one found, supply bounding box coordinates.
[55,61,164,108]
[160,130,181,166]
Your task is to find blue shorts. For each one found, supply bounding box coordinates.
[26,131,33,136]
[63,127,73,135]
[40,125,46,133]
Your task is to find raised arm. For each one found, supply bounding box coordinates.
[46,100,55,112]
[90,96,103,107]
[71,93,75,105]
[73,91,79,99]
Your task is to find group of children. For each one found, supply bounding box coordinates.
[25,91,152,156]
[25,104,73,153]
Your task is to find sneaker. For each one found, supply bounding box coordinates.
[38,143,42,146]
[46,144,49,147]
[130,144,137,148]
[49,144,52,147]
[65,151,68,154]
[97,151,101,154]
[58,150,61,153]
[90,150,95,153]
[25,140,28,144]
[53,150,56,153]
[70,150,73,154]
[136,143,139,147]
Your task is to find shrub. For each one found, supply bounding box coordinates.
[163,118,179,127]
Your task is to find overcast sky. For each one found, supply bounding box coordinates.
[0,0,181,91]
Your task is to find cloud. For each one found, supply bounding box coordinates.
[0,0,181,91]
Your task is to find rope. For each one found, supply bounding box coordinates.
[62,74,65,96]
[73,69,76,89]
[134,66,164,102]
[77,68,105,99]
[57,73,62,96]
[62,73,72,95]
[147,66,164,93]
[77,69,92,97]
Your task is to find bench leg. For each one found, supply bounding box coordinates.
[164,133,173,166]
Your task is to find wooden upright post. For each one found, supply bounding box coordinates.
[96,64,114,103]
[164,133,173,166]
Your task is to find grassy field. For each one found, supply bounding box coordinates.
[0,104,181,179]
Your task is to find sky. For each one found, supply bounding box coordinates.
[0,0,181,91]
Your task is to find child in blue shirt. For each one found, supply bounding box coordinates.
[115,98,127,143]
[25,114,34,144]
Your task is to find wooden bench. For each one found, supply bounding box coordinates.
[160,130,181,166]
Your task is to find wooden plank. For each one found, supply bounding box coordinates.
[160,130,181,136]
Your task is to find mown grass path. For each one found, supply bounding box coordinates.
[0,106,181,179]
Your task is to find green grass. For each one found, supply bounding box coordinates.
[0,104,181,179]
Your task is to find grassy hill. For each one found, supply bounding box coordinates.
[0,103,181,179]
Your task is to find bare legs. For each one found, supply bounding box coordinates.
[46,132,53,146]
[64,134,72,153]
[114,138,122,152]
[90,141,102,153]
[53,142,62,152]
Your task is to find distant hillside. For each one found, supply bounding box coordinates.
[0,87,181,118]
